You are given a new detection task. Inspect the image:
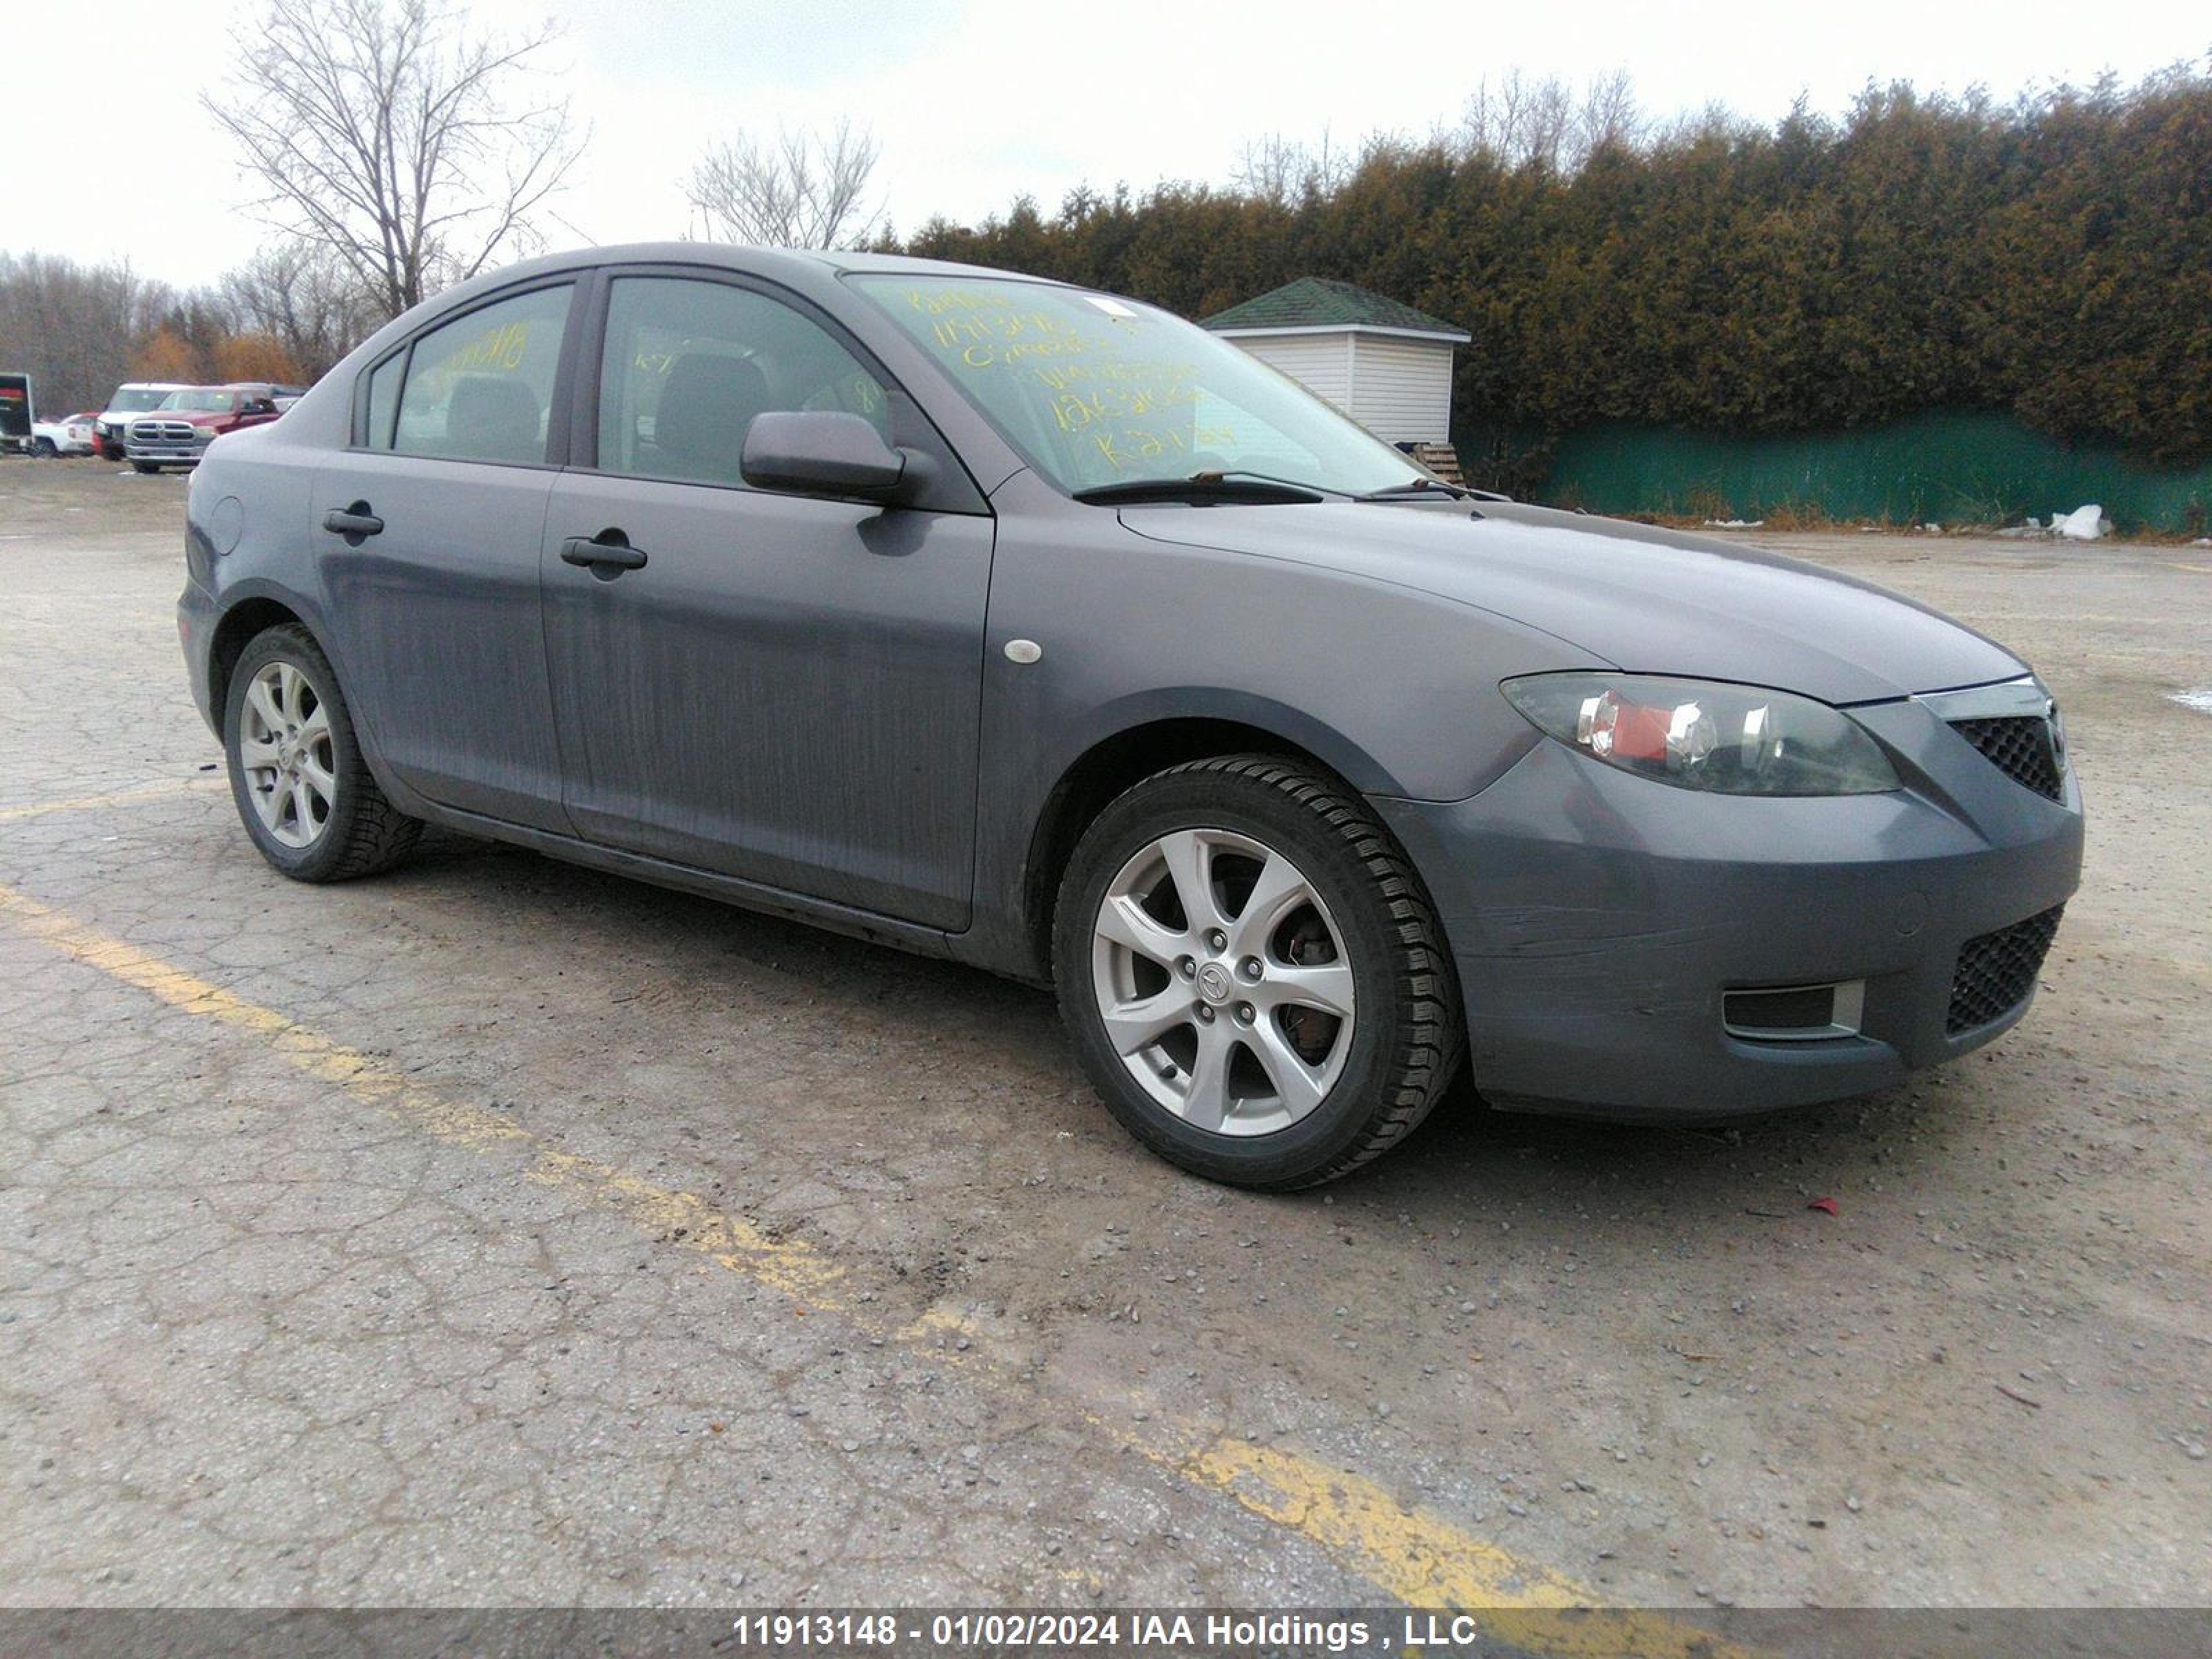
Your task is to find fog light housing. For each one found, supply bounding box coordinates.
[1722,980,1866,1042]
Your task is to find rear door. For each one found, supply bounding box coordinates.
[539,270,993,930]
[313,279,581,832]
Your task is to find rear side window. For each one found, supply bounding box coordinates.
[363,353,401,449]
[595,276,890,487]
[388,284,572,465]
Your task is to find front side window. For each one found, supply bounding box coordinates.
[391,283,572,465]
[850,274,1427,498]
[596,276,890,488]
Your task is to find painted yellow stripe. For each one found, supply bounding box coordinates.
[0,881,1743,1657]
[0,776,221,822]
[0,884,845,1308]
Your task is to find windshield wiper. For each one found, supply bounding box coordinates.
[1071,474,1329,505]
[1190,469,1358,499]
[1356,478,1475,502]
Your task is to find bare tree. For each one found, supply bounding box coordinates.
[1457,70,1647,172]
[685,120,885,249]
[1230,129,1349,205]
[219,243,384,379]
[0,252,174,412]
[202,0,582,321]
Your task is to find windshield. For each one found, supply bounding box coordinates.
[109,387,174,413]
[156,388,239,413]
[850,274,1429,499]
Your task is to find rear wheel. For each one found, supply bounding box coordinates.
[1053,755,1463,1189]
[31,437,56,458]
[223,625,420,882]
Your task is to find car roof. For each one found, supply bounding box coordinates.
[446,241,1074,294]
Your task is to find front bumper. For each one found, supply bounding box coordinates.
[126,439,212,465]
[1374,693,2084,1118]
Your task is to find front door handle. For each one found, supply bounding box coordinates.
[561,530,648,575]
[322,503,383,543]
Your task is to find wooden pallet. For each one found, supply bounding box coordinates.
[1409,442,1465,487]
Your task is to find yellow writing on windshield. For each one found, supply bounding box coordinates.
[897,285,1221,471]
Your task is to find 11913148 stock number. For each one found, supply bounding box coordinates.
[731,1613,1127,1647]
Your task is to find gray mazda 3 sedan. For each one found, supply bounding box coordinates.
[178,245,2083,1188]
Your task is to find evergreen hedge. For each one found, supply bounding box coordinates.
[897,69,2212,474]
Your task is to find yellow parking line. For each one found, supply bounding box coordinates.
[0,881,1739,1656]
[0,776,222,822]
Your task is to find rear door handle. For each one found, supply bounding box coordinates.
[561,532,648,574]
[322,503,383,543]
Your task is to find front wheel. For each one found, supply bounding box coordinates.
[223,624,420,881]
[130,460,160,474]
[31,437,57,458]
[1053,756,1463,1189]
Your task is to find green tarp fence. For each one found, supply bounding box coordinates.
[1504,412,2212,535]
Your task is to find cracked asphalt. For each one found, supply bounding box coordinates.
[2,460,2207,1613]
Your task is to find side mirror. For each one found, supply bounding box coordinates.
[741,410,916,503]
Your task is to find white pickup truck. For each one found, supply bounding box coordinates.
[94,382,192,460]
[31,411,100,456]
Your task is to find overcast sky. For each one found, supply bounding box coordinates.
[12,0,2206,288]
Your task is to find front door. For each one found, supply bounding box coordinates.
[315,280,578,832]
[541,273,993,930]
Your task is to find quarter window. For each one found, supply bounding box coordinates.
[389,284,572,465]
[596,276,890,487]
[363,353,401,449]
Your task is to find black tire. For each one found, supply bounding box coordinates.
[31,437,57,458]
[223,624,420,882]
[1053,754,1463,1190]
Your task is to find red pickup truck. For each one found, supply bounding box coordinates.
[122,384,288,472]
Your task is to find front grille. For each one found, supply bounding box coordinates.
[1947,906,2063,1035]
[1949,715,2063,801]
[130,419,200,444]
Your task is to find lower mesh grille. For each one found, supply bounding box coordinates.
[1947,906,2063,1035]
[1949,715,2063,800]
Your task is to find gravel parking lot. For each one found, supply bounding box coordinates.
[3,458,2208,1615]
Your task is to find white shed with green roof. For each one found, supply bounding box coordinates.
[1200,278,1468,446]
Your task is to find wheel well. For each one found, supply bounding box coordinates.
[208,598,308,718]
[1022,718,1344,977]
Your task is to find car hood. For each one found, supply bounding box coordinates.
[1117,498,2025,704]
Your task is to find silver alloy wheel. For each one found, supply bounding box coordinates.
[238,660,335,850]
[1090,827,1356,1136]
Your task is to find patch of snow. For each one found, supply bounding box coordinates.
[2193,537,2212,547]
[2172,687,2212,715]
[2056,504,2106,541]
[1701,518,1764,529]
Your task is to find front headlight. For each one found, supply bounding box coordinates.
[1501,673,1900,796]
